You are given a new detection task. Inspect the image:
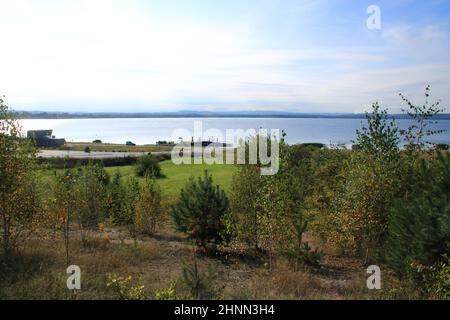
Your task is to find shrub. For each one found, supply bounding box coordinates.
[300,142,325,149]
[409,252,450,299]
[330,152,401,260]
[84,146,91,153]
[399,85,445,152]
[154,283,178,300]
[134,177,163,235]
[106,273,147,300]
[435,143,449,151]
[355,102,399,160]
[135,155,161,178]
[78,163,109,230]
[52,169,84,265]
[37,156,138,169]
[384,154,450,292]
[172,171,229,251]
[281,242,323,269]
[229,164,262,249]
[106,172,128,226]
[0,97,40,257]
[180,259,218,300]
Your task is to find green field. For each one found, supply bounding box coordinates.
[108,160,236,199]
[41,160,236,201]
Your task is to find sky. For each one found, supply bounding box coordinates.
[0,0,449,113]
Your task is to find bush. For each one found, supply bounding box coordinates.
[106,273,147,300]
[172,171,229,251]
[77,163,110,229]
[384,154,450,289]
[134,177,163,235]
[180,259,218,300]
[435,143,449,151]
[38,156,139,169]
[154,283,178,300]
[84,146,91,153]
[300,142,325,149]
[409,252,450,299]
[0,97,39,256]
[282,242,323,269]
[135,155,161,178]
[106,172,128,226]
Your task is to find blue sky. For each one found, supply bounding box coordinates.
[0,0,449,113]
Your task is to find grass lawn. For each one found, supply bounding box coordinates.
[38,159,236,202]
[106,160,236,200]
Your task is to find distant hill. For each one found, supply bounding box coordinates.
[12,110,450,120]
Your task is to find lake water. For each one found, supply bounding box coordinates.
[19,118,450,147]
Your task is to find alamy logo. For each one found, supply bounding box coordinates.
[67,265,81,290]
[170,121,280,176]
[366,5,381,30]
[366,265,381,290]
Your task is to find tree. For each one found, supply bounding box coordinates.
[399,85,445,152]
[135,155,161,178]
[330,152,401,261]
[180,259,218,300]
[107,172,128,226]
[106,173,140,245]
[229,163,262,250]
[52,169,83,265]
[78,163,109,234]
[331,103,402,261]
[384,154,450,277]
[255,176,290,271]
[355,102,399,160]
[172,171,229,251]
[0,96,39,257]
[135,176,162,235]
[124,177,140,245]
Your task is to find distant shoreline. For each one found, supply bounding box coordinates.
[13,111,450,120]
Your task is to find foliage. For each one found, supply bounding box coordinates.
[281,242,323,269]
[134,176,163,235]
[435,143,449,151]
[172,171,230,251]
[384,154,450,289]
[77,163,109,229]
[256,175,290,271]
[154,283,178,300]
[355,102,399,160]
[330,152,402,260]
[0,96,39,256]
[106,273,147,300]
[39,156,139,169]
[180,259,218,300]
[399,85,446,152]
[52,169,84,265]
[409,251,450,300]
[307,148,348,241]
[106,172,128,226]
[229,163,261,249]
[325,102,404,261]
[135,155,161,178]
[124,178,140,243]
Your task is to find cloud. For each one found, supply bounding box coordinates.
[382,23,450,62]
[0,0,449,113]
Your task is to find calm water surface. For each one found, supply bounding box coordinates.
[20,118,450,146]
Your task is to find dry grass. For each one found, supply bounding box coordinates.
[0,226,417,300]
